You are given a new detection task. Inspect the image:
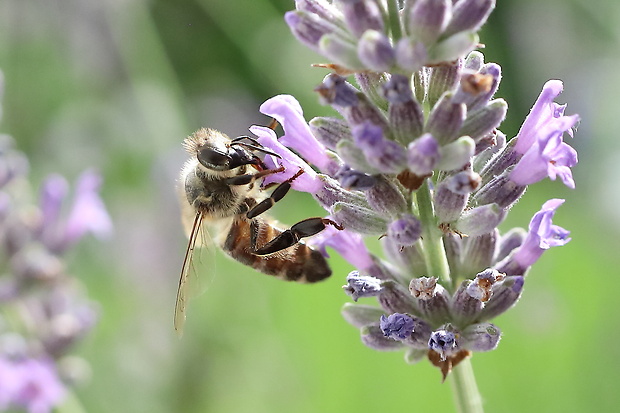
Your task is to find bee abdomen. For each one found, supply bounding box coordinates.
[223,218,331,283]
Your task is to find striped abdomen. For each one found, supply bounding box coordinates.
[222,217,331,283]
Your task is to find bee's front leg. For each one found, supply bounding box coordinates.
[223,166,285,187]
[252,218,343,256]
[245,169,304,219]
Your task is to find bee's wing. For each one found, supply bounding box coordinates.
[174,211,204,336]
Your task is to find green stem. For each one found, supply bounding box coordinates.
[450,358,484,413]
[386,0,403,41]
[415,179,452,288]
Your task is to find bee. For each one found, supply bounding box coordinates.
[175,127,341,334]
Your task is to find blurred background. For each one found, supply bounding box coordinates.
[0,0,617,412]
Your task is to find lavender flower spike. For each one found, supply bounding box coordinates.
[496,199,570,276]
[260,95,336,173]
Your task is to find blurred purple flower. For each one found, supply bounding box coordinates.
[39,170,112,253]
[0,357,65,413]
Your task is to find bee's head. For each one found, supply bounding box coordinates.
[185,128,265,171]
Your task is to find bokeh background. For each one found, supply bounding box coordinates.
[0,0,617,412]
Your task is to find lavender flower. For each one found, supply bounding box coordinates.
[244,0,578,385]
[0,96,111,410]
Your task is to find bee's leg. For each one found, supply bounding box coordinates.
[252,218,343,255]
[245,169,304,219]
[223,166,285,186]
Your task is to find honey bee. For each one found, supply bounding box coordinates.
[175,127,341,334]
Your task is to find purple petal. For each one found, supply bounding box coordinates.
[62,170,113,250]
[500,199,570,274]
[380,313,415,340]
[249,125,323,193]
[3,357,65,413]
[510,116,579,188]
[39,174,69,244]
[259,95,334,172]
[307,224,375,272]
[514,80,565,153]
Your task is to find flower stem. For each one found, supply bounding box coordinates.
[415,179,452,288]
[449,357,484,413]
[386,0,402,41]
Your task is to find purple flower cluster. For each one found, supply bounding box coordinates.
[244,0,578,377]
[0,131,111,411]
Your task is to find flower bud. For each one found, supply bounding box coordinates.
[461,322,501,352]
[428,329,458,361]
[404,348,428,364]
[460,99,507,142]
[383,74,424,145]
[358,30,395,72]
[332,202,388,235]
[425,93,466,145]
[478,276,524,321]
[380,313,415,340]
[361,325,405,351]
[387,214,422,247]
[334,166,376,190]
[463,51,484,71]
[336,139,380,174]
[319,33,365,71]
[380,236,428,278]
[341,302,385,327]
[409,277,451,326]
[341,0,384,38]
[355,72,389,111]
[295,0,344,27]
[437,136,475,172]
[407,134,441,175]
[495,227,526,263]
[285,10,342,51]
[406,0,451,46]
[378,280,419,315]
[453,203,505,236]
[366,176,407,218]
[315,74,359,107]
[394,37,427,73]
[451,280,484,326]
[352,122,407,174]
[473,170,526,208]
[342,271,383,301]
[473,130,506,172]
[427,60,462,108]
[433,180,467,223]
[427,31,478,64]
[443,0,496,39]
[309,116,352,150]
[460,230,498,278]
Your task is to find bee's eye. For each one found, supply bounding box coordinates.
[198,147,230,169]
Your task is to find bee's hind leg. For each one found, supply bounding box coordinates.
[252,218,343,256]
